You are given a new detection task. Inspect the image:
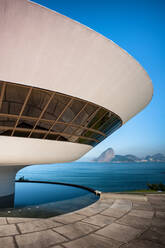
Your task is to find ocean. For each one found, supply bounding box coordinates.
[16,162,165,192]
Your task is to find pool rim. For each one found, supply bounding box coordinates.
[15,179,101,196]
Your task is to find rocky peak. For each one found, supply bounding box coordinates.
[94,148,115,162]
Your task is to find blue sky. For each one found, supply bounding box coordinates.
[33,0,165,159]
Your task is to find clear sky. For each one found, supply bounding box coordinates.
[33,0,165,160]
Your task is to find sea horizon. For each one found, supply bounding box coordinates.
[16,162,165,192]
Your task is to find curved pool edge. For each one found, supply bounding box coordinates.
[2,180,101,218]
[15,180,102,196]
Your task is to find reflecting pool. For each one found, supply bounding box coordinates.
[0,182,99,218]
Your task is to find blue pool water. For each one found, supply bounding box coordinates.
[15,183,95,207]
[0,182,98,218]
[17,162,165,192]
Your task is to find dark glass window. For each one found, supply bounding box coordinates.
[0,81,122,146]
[1,84,29,115]
[23,88,51,118]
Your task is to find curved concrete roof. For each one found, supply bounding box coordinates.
[0,0,153,124]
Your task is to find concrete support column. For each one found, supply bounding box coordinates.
[0,165,24,208]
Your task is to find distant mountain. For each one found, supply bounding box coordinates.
[93,148,165,163]
[93,148,115,162]
[144,153,165,162]
[111,154,140,163]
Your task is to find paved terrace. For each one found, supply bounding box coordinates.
[0,193,165,248]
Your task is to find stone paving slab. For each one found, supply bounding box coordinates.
[7,217,37,224]
[0,193,165,248]
[51,246,63,248]
[82,213,116,227]
[110,199,132,211]
[98,198,115,207]
[51,213,85,224]
[96,223,142,242]
[132,201,153,211]
[121,239,165,248]
[156,211,165,218]
[101,193,147,201]
[128,209,154,218]
[150,205,165,211]
[98,198,114,205]
[0,217,7,225]
[74,206,102,217]
[101,207,126,218]
[54,221,98,239]
[151,226,165,236]
[0,236,15,248]
[17,219,62,234]
[0,223,19,237]
[88,201,113,211]
[116,215,151,230]
[63,233,123,248]
[140,228,165,245]
[15,229,67,248]
[151,217,165,228]
[147,195,165,211]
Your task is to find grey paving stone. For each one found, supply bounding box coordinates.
[0,224,19,237]
[51,213,85,224]
[96,223,141,242]
[111,199,132,212]
[148,199,165,207]
[101,193,147,202]
[156,211,165,218]
[131,199,148,204]
[0,217,7,225]
[101,208,126,218]
[54,221,98,240]
[7,217,37,224]
[75,207,101,216]
[148,197,165,211]
[99,199,114,206]
[152,217,165,228]
[51,246,63,248]
[116,215,151,230]
[82,214,116,227]
[0,236,15,248]
[151,226,165,236]
[129,209,154,219]
[132,202,153,211]
[63,233,122,248]
[140,228,165,245]
[148,195,165,202]
[121,239,165,248]
[89,202,111,211]
[18,219,62,233]
[152,205,165,211]
[15,229,67,248]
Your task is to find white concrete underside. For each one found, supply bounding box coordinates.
[0,0,153,124]
[0,136,92,166]
[0,165,24,197]
[0,136,91,200]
